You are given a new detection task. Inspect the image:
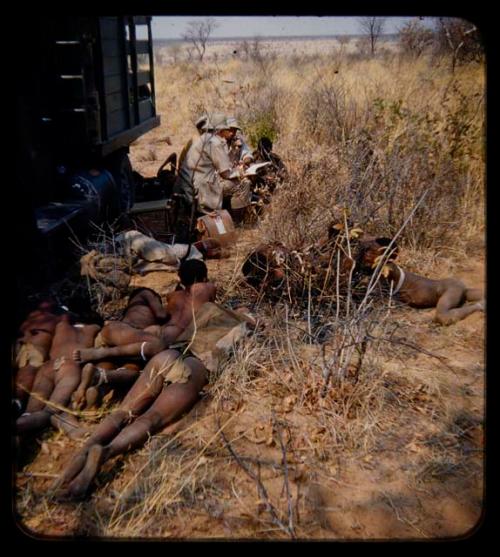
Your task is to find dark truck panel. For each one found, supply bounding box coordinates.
[16,16,161,287]
[51,16,160,159]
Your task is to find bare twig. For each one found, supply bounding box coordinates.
[218,418,295,538]
[272,413,295,537]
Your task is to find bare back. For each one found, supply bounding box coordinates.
[121,289,168,329]
[49,316,101,359]
[396,271,466,309]
[162,282,217,335]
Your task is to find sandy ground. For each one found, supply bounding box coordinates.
[14,124,485,540]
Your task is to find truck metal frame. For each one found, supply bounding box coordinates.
[17,15,161,283]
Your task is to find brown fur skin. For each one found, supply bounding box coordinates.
[359,239,485,326]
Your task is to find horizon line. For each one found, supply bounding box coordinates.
[153,32,399,42]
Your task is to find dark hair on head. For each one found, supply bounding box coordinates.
[258,137,273,154]
[178,259,208,286]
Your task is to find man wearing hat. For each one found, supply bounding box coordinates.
[225,116,254,168]
[174,113,250,217]
[177,114,214,173]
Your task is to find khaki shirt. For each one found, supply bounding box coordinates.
[175,133,232,211]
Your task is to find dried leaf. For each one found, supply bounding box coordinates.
[255,500,267,515]
[265,434,275,447]
[282,394,298,413]
[349,228,364,239]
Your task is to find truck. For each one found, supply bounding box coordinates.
[16,15,161,283]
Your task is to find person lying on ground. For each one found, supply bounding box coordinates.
[72,259,216,364]
[13,300,69,415]
[70,287,168,410]
[54,301,254,499]
[16,312,101,437]
[358,238,485,325]
[54,349,208,499]
[71,360,142,411]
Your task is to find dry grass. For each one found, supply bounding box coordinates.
[15,43,485,540]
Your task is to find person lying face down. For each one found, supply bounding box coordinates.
[357,237,485,325]
[16,311,101,437]
[72,259,217,364]
[240,222,376,296]
[53,348,208,500]
[70,287,169,412]
[13,300,69,414]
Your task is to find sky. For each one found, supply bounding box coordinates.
[152,16,435,40]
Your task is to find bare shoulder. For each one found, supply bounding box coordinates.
[192,281,217,301]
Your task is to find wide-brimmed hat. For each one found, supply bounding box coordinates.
[226,116,241,130]
[195,114,211,131]
[210,112,231,131]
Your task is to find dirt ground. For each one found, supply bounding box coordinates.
[13,138,486,541]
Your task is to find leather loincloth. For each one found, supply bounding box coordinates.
[15,342,45,368]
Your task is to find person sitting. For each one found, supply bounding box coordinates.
[176,114,214,174]
[72,259,216,364]
[173,113,251,222]
[252,136,288,195]
[70,287,169,411]
[225,116,254,168]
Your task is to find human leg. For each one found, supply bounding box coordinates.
[104,356,207,459]
[13,364,38,406]
[17,361,82,435]
[63,356,207,498]
[73,335,166,363]
[55,350,180,490]
[23,361,55,413]
[465,288,484,303]
[435,286,483,325]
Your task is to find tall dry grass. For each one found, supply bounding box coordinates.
[154,50,484,251]
[17,46,485,539]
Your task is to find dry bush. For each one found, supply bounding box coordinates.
[16,46,484,540]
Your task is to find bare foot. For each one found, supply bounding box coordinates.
[85,386,100,409]
[66,444,106,499]
[72,364,98,409]
[73,348,100,363]
[51,449,89,491]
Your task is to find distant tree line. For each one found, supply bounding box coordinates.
[398,17,483,70]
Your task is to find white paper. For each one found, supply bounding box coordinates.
[228,162,271,179]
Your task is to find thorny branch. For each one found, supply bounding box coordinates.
[217,417,296,538]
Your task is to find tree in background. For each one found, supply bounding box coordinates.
[358,17,386,55]
[182,18,219,62]
[398,19,435,59]
[435,17,483,73]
